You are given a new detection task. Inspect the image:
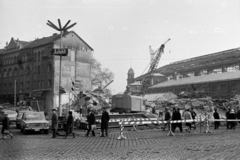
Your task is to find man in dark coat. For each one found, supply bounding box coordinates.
[101,108,110,137]
[172,107,182,132]
[1,114,13,139]
[65,111,75,139]
[213,108,220,129]
[86,108,96,137]
[162,108,171,131]
[226,107,231,129]
[190,108,197,129]
[237,108,240,124]
[51,109,58,138]
[229,109,236,129]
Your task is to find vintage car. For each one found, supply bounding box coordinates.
[16,110,30,129]
[0,110,17,124]
[20,111,49,134]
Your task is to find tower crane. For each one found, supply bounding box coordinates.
[141,38,171,95]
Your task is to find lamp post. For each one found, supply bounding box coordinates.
[47,19,76,116]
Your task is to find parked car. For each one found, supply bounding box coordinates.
[0,110,17,124]
[20,111,49,134]
[16,110,30,129]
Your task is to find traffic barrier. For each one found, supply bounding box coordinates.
[117,120,127,140]
[131,117,137,131]
[167,120,174,136]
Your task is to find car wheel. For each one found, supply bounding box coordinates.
[44,130,49,134]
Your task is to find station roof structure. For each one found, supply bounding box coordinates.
[149,70,240,89]
[156,47,240,75]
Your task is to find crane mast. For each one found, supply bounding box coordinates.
[141,38,171,95]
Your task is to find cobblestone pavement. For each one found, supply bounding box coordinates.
[1,125,240,160]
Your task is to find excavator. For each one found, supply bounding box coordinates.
[141,38,171,96]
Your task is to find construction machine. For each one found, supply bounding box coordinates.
[141,38,171,95]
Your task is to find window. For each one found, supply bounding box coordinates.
[7,68,12,77]
[26,81,29,89]
[48,79,52,87]
[38,52,40,61]
[34,81,36,88]
[38,81,41,88]
[3,70,7,77]
[41,80,44,88]
[20,82,23,89]
[47,63,52,72]
[38,66,40,74]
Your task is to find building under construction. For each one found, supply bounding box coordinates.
[131,47,240,100]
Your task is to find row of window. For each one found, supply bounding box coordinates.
[0,79,52,91]
[0,63,52,78]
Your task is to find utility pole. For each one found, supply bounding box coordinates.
[47,19,76,116]
[14,79,16,107]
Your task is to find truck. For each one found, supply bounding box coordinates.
[110,94,145,113]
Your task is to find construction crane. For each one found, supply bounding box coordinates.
[141,38,171,95]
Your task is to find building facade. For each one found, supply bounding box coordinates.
[0,31,93,113]
[144,47,240,100]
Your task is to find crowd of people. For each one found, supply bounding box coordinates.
[156,105,240,133]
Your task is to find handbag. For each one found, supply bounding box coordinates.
[91,124,96,131]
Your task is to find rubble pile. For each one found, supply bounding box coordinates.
[145,92,240,120]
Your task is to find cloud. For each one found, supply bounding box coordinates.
[122,26,128,31]
[189,30,198,34]
[214,28,223,33]
[220,1,228,8]
[108,26,114,31]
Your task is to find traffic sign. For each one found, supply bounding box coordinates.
[50,48,68,56]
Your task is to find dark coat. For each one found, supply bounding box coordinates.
[66,114,74,133]
[229,113,236,119]
[172,111,178,120]
[52,113,58,130]
[165,111,171,121]
[87,112,95,125]
[236,110,240,119]
[191,111,197,119]
[101,111,110,129]
[2,116,10,130]
[213,112,220,119]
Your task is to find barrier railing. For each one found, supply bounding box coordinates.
[116,117,240,140]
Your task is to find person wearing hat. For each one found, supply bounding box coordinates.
[162,108,171,131]
[1,113,13,139]
[213,108,220,129]
[51,108,58,138]
[85,108,96,137]
[65,111,75,139]
[226,107,231,129]
[100,107,110,137]
[229,108,236,129]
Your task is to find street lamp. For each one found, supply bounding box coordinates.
[47,19,77,116]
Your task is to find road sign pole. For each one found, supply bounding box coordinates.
[47,19,76,116]
[59,31,62,116]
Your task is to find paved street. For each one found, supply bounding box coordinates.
[1,124,240,160]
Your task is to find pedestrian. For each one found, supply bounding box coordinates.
[226,107,231,129]
[236,107,240,125]
[172,107,183,132]
[190,108,197,129]
[162,108,171,131]
[100,107,110,137]
[213,108,220,129]
[65,111,75,139]
[229,109,236,129]
[1,113,13,139]
[79,106,83,119]
[51,108,58,138]
[152,106,156,114]
[85,108,96,137]
[183,109,192,132]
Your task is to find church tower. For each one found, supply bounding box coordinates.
[127,68,135,85]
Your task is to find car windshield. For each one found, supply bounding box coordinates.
[25,113,45,120]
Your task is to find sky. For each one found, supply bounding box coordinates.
[1,0,240,94]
